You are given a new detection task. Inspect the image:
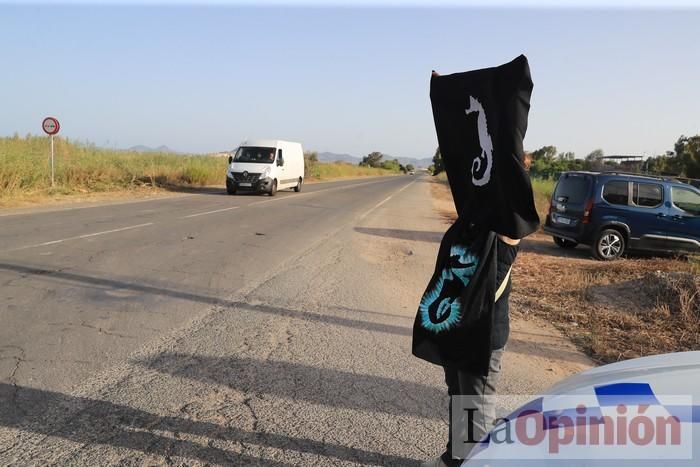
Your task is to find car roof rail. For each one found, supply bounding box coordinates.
[598,170,674,182]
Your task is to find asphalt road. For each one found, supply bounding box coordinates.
[0,176,418,393]
[1,175,454,465]
[0,175,593,465]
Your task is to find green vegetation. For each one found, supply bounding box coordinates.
[530,177,556,222]
[432,167,553,223]
[0,135,226,198]
[430,147,443,175]
[358,151,411,173]
[304,151,396,179]
[430,134,700,182]
[0,137,397,204]
[647,135,700,178]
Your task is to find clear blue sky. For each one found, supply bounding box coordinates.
[1,2,699,159]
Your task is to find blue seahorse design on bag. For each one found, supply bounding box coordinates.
[419,244,479,333]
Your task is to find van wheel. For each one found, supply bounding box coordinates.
[294,178,302,192]
[592,229,625,261]
[226,184,236,195]
[553,236,578,249]
[269,180,277,196]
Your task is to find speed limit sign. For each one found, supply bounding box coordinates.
[42,117,60,186]
[42,117,60,135]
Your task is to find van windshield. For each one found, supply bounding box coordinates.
[554,174,591,204]
[233,146,276,164]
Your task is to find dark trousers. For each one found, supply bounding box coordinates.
[441,347,504,466]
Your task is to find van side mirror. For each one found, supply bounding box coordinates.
[277,158,284,167]
[228,155,233,164]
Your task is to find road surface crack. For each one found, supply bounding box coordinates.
[77,321,137,339]
[4,345,27,417]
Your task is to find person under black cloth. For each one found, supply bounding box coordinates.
[436,236,519,467]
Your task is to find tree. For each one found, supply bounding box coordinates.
[381,158,401,172]
[405,164,415,172]
[360,151,384,168]
[432,147,444,175]
[675,135,700,178]
[583,149,604,171]
[558,151,575,161]
[585,149,604,161]
[531,145,557,163]
[304,151,319,178]
[304,151,318,164]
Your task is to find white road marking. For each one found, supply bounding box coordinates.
[0,177,387,219]
[247,178,392,207]
[0,177,405,254]
[358,179,416,220]
[180,206,240,219]
[2,223,154,253]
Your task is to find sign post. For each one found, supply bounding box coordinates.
[42,117,60,187]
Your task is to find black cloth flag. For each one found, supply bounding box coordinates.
[412,55,538,375]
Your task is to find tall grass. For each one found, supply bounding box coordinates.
[307,161,397,179]
[429,172,553,221]
[531,177,555,221]
[0,135,226,198]
[0,135,398,202]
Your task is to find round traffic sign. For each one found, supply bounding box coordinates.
[42,117,60,135]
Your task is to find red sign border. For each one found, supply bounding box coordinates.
[42,117,60,135]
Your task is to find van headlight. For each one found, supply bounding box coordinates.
[261,167,271,179]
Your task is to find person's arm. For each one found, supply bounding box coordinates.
[498,235,520,246]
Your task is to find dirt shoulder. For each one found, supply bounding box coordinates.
[429,179,595,391]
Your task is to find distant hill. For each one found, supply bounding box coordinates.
[318,152,361,164]
[317,151,431,168]
[128,145,180,154]
[393,156,433,168]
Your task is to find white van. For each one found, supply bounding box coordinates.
[226,140,304,196]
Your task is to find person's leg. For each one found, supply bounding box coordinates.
[444,348,505,463]
[439,366,462,467]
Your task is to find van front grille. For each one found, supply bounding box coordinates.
[232,172,260,182]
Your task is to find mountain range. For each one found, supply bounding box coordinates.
[128,145,180,154]
[318,152,432,168]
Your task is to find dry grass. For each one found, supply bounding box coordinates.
[306,162,398,181]
[514,244,699,364]
[0,135,226,198]
[429,176,700,364]
[0,135,397,208]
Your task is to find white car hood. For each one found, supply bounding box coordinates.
[463,352,700,467]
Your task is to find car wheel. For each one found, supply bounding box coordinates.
[269,179,277,196]
[553,236,578,249]
[592,229,625,261]
[294,178,302,192]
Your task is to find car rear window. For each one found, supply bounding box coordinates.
[632,182,663,207]
[553,174,590,204]
[603,180,629,205]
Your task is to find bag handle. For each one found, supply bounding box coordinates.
[494,266,512,302]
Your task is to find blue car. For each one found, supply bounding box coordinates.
[543,172,700,260]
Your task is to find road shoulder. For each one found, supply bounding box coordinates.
[429,178,595,395]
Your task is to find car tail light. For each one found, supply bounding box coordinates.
[582,198,594,224]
